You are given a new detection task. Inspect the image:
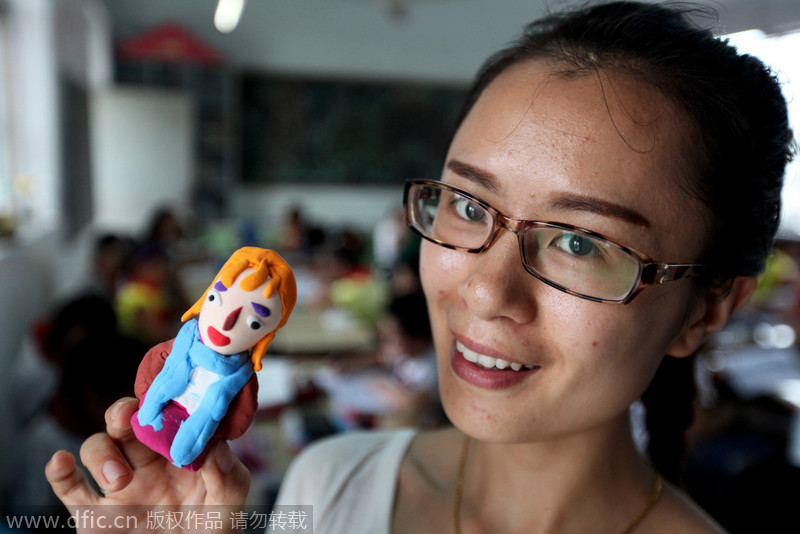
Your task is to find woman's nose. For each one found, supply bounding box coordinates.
[458,231,537,324]
[223,306,242,331]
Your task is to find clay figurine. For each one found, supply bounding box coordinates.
[131,247,296,470]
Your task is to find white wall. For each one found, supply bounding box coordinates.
[101,0,800,85]
[0,239,49,487]
[102,0,540,85]
[0,0,111,487]
[7,0,60,233]
[0,0,111,358]
[0,238,56,363]
[2,0,111,236]
[91,87,195,233]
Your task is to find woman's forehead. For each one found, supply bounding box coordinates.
[453,61,697,195]
[465,60,687,150]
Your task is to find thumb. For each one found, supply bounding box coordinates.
[201,441,250,505]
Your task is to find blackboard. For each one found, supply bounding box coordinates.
[239,74,466,185]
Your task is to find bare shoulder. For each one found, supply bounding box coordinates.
[642,481,728,534]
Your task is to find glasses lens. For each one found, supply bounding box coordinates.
[408,183,492,250]
[522,226,642,301]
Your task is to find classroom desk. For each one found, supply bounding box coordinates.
[268,306,376,356]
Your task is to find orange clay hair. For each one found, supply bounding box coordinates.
[181,247,297,371]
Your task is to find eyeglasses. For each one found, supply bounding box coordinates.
[403,179,703,304]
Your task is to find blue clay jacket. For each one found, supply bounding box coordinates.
[137,319,254,467]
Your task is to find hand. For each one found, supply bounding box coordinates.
[45,398,251,533]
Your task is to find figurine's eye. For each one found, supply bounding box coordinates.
[206,289,222,307]
[246,315,263,331]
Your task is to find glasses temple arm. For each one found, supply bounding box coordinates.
[640,263,702,285]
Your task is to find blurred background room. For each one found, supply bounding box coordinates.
[0,0,798,532]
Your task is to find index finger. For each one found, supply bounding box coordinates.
[46,450,101,509]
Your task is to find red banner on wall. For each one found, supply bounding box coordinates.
[118,22,222,65]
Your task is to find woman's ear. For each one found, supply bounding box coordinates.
[666,276,758,358]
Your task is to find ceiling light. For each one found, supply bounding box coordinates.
[214,0,246,33]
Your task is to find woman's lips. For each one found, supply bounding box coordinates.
[451,340,539,390]
[206,326,230,346]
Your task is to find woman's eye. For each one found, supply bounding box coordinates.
[246,315,263,331]
[552,233,600,257]
[452,196,486,223]
[206,289,222,306]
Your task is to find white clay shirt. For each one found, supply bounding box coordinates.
[172,366,222,414]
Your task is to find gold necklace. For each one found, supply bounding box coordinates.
[452,435,663,534]
[452,433,471,534]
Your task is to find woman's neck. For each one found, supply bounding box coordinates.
[457,415,655,533]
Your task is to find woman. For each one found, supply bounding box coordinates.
[46,2,794,533]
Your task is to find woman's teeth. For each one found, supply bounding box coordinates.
[456,341,534,371]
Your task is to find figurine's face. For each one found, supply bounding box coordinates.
[197,268,283,355]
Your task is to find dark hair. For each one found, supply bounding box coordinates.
[94,233,122,254]
[144,207,184,245]
[43,294,117,360]
[388,292,431,340]
[456,1,795,482]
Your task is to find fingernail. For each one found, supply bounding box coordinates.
[216,444,234,474]
[102,460,126,483]
[109,399,126,420]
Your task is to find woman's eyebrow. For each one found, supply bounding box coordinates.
[446,159,499,194]
[446,158,650,227]
[214,281,228,292]
[551,194,651,228]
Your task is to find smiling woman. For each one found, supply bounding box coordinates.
[277,2,793,533]
[45,2,794,534]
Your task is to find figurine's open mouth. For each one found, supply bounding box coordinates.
[206,326,230,346]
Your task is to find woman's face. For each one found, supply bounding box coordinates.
[421,60,709,444]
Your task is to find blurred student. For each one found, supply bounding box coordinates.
[85,233,129,300]
[5,328,141,518]
[322,292,445,430]
[372,292,444,428]
[10,294,118,426]
[115,243,180,346]
[279,206,309,254]
[309,229,389,327]
[372,209,408,279]
[141,207,194,311]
